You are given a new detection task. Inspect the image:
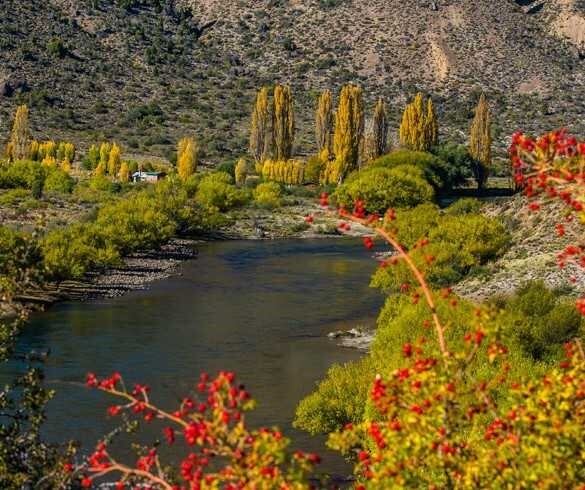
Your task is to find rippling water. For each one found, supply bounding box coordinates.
[2,238,383,477]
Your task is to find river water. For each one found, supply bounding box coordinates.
[3,238,383,478]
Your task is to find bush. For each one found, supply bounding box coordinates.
[195,172,248,212]
[370,149,451,190]
[445,197,483,216]
[304,155,325,184]
[494,281,583,361]
[0,161,45,190]
[371,205,509,291]
[432,143,474,189]
[294,357,375,435]
[43,169,75,194]
[334,165,434,213]
[253,182,282,209]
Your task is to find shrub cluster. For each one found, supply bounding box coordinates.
[334,164,434,213]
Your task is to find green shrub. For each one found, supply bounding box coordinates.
[216,161,236,179]
[371,206,509,292]
[432,143,474,189]
[304,155,325,184]
[334,165,434,213]
[0,189,31,206]
[370,149,450,190]
[294,357,375,435]
[445,197,483,216]
[0,161,45,190]
[253,182,282,208]
[195,172,248,212]
[43,169,75,194]
[88,175,116,193]
[494,281,584,361]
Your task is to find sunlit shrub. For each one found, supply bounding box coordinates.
[195,172,248,212]
[335,164,434,213]
[253,181,282,208]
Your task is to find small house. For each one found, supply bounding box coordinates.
[132,171,166,183]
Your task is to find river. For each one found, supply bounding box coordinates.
[2,238,383,478]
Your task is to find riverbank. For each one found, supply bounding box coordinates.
[8,199,373,314]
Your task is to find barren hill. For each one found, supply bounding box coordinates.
[0,0,584,161]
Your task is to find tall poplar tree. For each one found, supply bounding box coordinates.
[372,97,388,158]
[323,84,364,184]
[249,87,271,164]
[469,93,492,190]
[315,89,333,159]
[272,84,295,161]
[9,105,31,161]
[399,93,438,151]
[177,137,199,181]
[108,143,122,176]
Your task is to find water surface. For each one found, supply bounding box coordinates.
[3,238,383,476]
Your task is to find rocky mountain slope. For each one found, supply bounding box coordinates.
[0,0,583,162]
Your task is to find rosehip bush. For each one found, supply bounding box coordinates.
[323,130,585,488]
[73,371,318,489]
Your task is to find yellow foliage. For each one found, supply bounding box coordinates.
[94,161,106,177]
[9,105,31,161]
[323,84,364,184]
[469,93,492,189]
[39,141,57,160]
[272,84,295,161]
[262,159,304,185]
[61,159,72,173]
[108,143,121,176]
[315,89,333,157]
[99,142,111,169]
[119,161,130,183]
[42,156,57,168]
[249,87,271,163]
[235,158,248,186]
[399,92,438,151]
[177,137,199,181]
[29,140,40,161]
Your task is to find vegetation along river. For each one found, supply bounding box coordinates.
[2,238,383,478]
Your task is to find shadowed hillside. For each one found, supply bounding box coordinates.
[0,0,583,161]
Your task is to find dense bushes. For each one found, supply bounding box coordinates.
[195,172,248,212]
[42,177,196,280]
[253,182,282,208]
[43,169,74,194]
[370,147,470,191]
[334,164,434,213]
[491,281,583,361]
[295,280,581,435]
[370,202,509,291]
[0,161,75,195]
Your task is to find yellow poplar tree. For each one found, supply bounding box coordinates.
[235,158,248,186]
[119,161,130,183]
[177,137,198,181]
[315,89,333,160]
[323,84,364,184]
[99,142,111,170]
[249,87,271,164]
[399,93,438,151]
[272,84,295,161]
[469,93,492,189]
[29,140,40,161]
[9,105,31,161]
[108,143,121,176]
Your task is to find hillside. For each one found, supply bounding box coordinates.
[0,0,584,162]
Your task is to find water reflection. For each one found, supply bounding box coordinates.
[2,239,383,476]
